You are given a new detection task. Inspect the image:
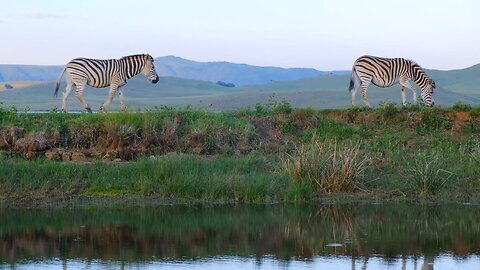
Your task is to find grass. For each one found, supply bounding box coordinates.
[407,152,454,196]
[1,101,480,203]
[280,138,370,193]
[0,154,285,202]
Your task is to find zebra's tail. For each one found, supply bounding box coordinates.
[54,67,66,97]
[348,67,356,92]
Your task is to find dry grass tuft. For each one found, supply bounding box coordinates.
[281,138,370,193]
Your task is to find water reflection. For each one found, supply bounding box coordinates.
[0,203,479,269]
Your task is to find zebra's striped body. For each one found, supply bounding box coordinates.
[349,55,436,107]
[55,54,159,113]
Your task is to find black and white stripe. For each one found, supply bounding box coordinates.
[348,55,436,107]
[55,54,159,113]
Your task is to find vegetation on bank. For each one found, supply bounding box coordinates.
[1,100,480,203]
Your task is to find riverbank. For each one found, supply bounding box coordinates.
[1,101,480,204]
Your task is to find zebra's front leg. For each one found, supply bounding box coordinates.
[118,88,126,110]
[401,87,407,105]
[400,79,416,105]
[411,88,418,104]
[100,86,117,113]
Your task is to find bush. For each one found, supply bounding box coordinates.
[419,107,452,131]
[377,102,400,120]
[216,81,235,88]
[452,102,472,112]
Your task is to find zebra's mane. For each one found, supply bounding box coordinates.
[407,59,421,68]
[407,59,428,75]
[120,54,152,61]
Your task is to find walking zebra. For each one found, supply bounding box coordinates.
[55,54,159,113]
[348,55,436,107]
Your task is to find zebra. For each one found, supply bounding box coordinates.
[348,55,436,107]
[55,54,159,113]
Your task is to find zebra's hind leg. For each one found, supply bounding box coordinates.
[62,83,74,113]
[100,87,118,113]
[360,83,371,107]
[350,87,357,106]
[74,85,92,113]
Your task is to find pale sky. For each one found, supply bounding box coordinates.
[1,0,479,70]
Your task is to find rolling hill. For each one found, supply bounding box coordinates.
[0,63,478,111]
[0,56,340,86]
[153,55,340,86]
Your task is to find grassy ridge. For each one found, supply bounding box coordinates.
[1,101,480,203]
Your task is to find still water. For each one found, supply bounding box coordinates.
[1,203,479,269]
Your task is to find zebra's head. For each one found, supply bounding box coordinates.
[421,79,436,106]
[141,54,159,84]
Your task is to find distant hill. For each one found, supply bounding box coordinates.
[154,55,339,86]
[0,65,63,82]
[0,56,345,86]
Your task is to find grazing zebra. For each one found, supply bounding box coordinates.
[55,54,159,113]
[348,55,436,107]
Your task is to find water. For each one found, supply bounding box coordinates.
[1,203,479,269]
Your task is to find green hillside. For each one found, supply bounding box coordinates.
[427,64,480,94]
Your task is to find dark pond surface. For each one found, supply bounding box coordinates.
[1,203,479,269]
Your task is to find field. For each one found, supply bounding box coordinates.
[1,101,480,204]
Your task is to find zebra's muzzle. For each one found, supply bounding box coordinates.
[152,77,159,84]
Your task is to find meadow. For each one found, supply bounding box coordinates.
[1,100,480,204]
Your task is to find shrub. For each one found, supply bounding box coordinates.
[452,102,472,112]
[419,107,452,131]
[280,121,296,134]
[377,102,400,121]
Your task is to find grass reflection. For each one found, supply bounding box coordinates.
[0,203,479,265]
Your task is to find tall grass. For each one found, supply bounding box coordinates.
[0,154,283,202]
[407,152,454,196]
[280,138,370,193]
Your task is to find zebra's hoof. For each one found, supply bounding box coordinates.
[86,107,93,113]
[61,109,67,113]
